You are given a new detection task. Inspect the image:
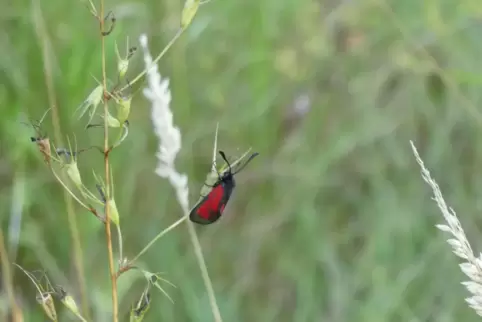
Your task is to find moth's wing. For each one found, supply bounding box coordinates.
[189,185,224,224]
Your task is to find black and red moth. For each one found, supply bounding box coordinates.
[189,151,259,225]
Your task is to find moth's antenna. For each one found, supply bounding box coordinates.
[232,152,259,175]
[219,151,232,173]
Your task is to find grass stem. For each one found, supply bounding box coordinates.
[99,0,118,320]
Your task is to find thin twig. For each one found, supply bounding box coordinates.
[99,0,118,320]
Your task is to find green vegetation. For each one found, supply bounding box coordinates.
[2,0,482,321]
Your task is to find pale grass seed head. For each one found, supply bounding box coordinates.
[138,33,221,314]
[410,140,482,316]
[139,33,189,214]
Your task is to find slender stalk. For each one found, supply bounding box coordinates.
[129,214,189,264]
[31,1,90,318]
[73,313,88,322]
[185,222,223,322]
[51,170,91,211]
[99,0,118,320]
[118,28,183,92]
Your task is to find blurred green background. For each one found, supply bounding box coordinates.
[2,0,482,321]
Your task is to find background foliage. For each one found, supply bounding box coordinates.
[2,0,482,321]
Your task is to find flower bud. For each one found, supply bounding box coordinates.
[116,95,132,125]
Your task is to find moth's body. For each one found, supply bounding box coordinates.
[189,151,258,225]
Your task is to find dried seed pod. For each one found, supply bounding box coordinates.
[25,109,52,164]
[31,137,52,164]
[36,292,57,321]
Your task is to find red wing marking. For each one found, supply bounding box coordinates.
[197,185,224,220]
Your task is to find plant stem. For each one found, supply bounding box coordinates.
[185,221,223,322]
[99,0,118,320]
[118,28,184,92]
[129,214,189,264]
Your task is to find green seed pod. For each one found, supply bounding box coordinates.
[65,161,83,190]
[181,0,200,29]
[105,110,123,128]
[57,287,81,317]
[116,96,132,125]
[107,198,120,226]
[118,59,129,79]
